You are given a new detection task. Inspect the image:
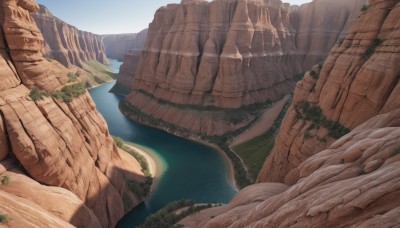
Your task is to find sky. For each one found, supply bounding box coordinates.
[35,0,313,35]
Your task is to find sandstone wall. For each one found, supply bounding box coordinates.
[258,0,400,183]
[121,0,365,136]
[32,5,108,68]
[102,29,148,61]
[180,1,400,226]
[0,1,145,227]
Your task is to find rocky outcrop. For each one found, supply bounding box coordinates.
[102,29,148,61]
[181,108,400,227]
[0,0,146,227]
[258,0,400,183]
[180,1,400,226]
[32,4,108,68]
[121,0,365,136]
[110,49,142,95]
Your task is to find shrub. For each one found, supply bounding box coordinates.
[364,39,382,60]
[29,87,49,101]
[304,130,312,139]
[0,214,8,224]
[309,70,319,80]
[1,176,10,185]
[361,4,368,12]
[337,38,345,47]
[295,101,350,139]
[138,200,214,228]
[67,72,78,82]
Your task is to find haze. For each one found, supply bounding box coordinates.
[36,0,313,34]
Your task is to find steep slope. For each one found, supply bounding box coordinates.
[32,5,108,68]
[103,30,148,95]
[110,49,142,95]
[179,0,400,226]
[102,29,148,61]
[121,0,365,137]
[0,0,146,227]
[258,0,400,183]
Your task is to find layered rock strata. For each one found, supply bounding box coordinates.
[258,0,400,183]
[102,29,148,61]
[110,49,142,95]
[32,5,108,68]
[180,1,400,226]
[0,0,146,227]
[122,0,366,136]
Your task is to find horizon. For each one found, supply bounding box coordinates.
[35,0,313,35]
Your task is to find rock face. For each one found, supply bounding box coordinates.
[110,49,142,95]
[121,0,365,136]
[32,4,108,68]
[180,1,400,226]
[258,0,400,183]
[0,0,146,227]
[102,29,148,61]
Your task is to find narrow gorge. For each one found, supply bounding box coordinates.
[0,0,399,227]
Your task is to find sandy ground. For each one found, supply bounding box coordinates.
[230,95,291,147]
[125,143,157,179]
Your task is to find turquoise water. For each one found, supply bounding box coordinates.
[107,58,123,73]
[89,60,237,227]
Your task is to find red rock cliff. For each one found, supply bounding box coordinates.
[180,0,400,226]
[120,0,365,137]
[0,0,145,227]
[31,5,108,68]
[258,0,400,183]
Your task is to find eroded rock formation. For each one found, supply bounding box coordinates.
[102,29,148,61]
[0,0,145,227]
[110,49,142,95]
[180,1,400,226]
[32,5,108,68]
[258,0,400,183]
[121,0,365,136]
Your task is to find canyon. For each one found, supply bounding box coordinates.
[178,0,400,226]
[120,0,366,137]
[32,5,108,67]
[31,5,117,87]
[0,0,149,227]
[102,29,148,61]
[0,0,399,227]
[103,30,148,95]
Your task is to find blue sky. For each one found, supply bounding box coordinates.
[35,0,313,35]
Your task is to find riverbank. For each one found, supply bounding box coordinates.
[186,138,239,192]
[119,103,242,191]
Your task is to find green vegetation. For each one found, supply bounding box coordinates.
[1,176,9,185]
[0,214,8,224]
[293,72,305,82]
[309,70,319,80]
[337,38,345,47]
[29,87,49,101]
[67,72,78,82]
[112,136,153,199]
[30,83,86,103]
[361,4,369,12]
[295,101,350,139]
[84,60,118,79]
[363,39,382,60]
[138,200,215,228]
[233,101,289,178]
[120,100,257,188]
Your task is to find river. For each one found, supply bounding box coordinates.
[89,59,237,227]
